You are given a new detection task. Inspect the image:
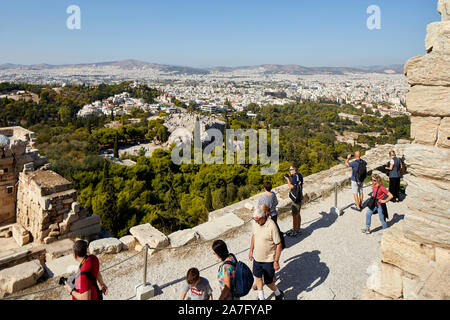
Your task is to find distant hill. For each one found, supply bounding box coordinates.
[0,59,404,75]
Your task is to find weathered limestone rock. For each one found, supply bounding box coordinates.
[403,144,450,182]
[168,229,199,248]
[406,85,450,117]
[44,255,78,278]
[402,276,420,300]
[193,213,245,241]
[12,223,31,246]
[403,176,450,221]
[58,224,101,241]
[129,223,169,250]
[437,117,450,148]
[425,21,450,52]
[43,236,57,244]
[410,117,441,145]
[361,285,393,300]
[119,235,136,251]
[405,52,450,85]
[88,238,123,255]
[439,0,450,21]
[366,262,403,299]
[69,215,101,232]
[435,247,450,265]
[0,259,44,294]
[381,222,435,277]
[415,261,450,299]
[45,239,74,261]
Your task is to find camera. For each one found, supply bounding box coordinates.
[59,277,67,286]
[284,173,290,179]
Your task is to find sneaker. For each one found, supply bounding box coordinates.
[361,228,371,234]
[275,290,285,300]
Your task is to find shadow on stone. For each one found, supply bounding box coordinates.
[371,213,405,234]
[284,210,338,247]
[273,250,329,300]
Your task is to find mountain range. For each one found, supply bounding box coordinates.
[0,59,404,75]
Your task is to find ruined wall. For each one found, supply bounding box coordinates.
[15,170,101,245]
[362,0,450,300]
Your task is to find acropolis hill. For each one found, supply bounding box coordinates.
[0,0,449,300]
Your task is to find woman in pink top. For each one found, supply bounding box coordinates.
[362,174,393,234]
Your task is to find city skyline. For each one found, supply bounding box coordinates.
[0,0,440,67]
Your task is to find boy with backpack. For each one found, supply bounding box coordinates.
[346,151,367,212]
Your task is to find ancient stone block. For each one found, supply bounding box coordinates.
[0,260,44,294]
[12,223,31,246]
[45,239,74,261]
[406,85,450,117]
[88,238,123,255]
[437,117,450,148]
[415,261,450,299]
[435,247,450,265]
[44,255,78,278]
[43,236,57,245]
[402,276,420,300]
[402,144,450,182]
[410,116,441,145]
[130,223,169,250]
[64,210,79,225]
[59,224,101,241]
[193,213,245,241]
[425,21,450,52]
[404,52,450,86]
[168,229,199,248]
[119,235,136,251]
[366,262,403,299]
[381,222,435,277]
[69,215,100,232]
[439,0,450,21]
[361,285,393,300]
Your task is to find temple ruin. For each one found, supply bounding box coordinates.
[0,126,100,249]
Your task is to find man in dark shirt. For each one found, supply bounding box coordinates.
[64,240,108,300]
[285,165,303,237]
[346,151,367,211]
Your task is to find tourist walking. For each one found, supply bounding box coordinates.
[285,165,303,237]
[212,240,238,300]
[346,151,367,211]
[385,151,402,202]
[64,239,108,300]
[257,182,285,248]
[361,174,393,234]
[249,206,284,300]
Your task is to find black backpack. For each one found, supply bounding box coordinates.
[289,174,303,204]
[222,254,254,298]
[80,271,103,300]
[356,160,367,183]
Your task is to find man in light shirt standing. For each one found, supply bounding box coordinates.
[249,205,284,300]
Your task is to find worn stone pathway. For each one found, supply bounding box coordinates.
[16,186,409,300]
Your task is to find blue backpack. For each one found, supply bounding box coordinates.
[223,253,254,298]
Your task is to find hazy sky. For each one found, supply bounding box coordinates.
[0,0,440,67]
